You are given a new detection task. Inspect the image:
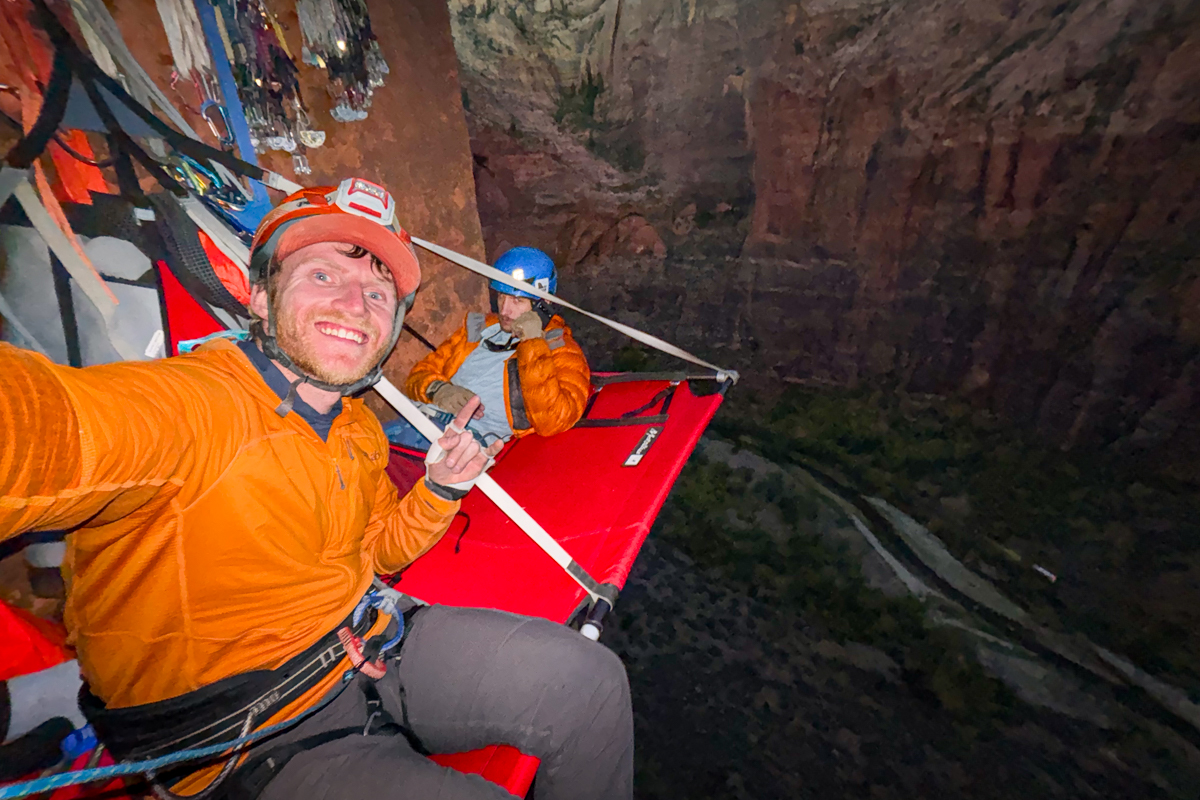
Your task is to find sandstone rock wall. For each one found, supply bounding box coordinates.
[452,0,1200,472]
[105,0,488,388]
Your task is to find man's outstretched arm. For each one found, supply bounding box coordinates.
[0,344,193,539]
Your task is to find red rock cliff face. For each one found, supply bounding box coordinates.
[745,0,1200,459]
[106,0,488,393]
[453,0,1200,470]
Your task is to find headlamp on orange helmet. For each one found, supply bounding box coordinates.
[249,177,421,397]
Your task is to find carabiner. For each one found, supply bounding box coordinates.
[200,100,236,150]
[352,589,405,657]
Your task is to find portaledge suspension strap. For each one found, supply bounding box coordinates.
[373,379,618,610]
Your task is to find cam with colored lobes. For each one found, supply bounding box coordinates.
[426,310,544,414]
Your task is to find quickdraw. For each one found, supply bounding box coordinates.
[296,0,388,122]
[337,590,405,681]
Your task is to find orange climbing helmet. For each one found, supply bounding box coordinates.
[250,177,421,296]
[249,178,421,396]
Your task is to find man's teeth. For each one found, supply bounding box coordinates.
[318,325,366,343]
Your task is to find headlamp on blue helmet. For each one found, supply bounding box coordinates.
[490,247,557,300]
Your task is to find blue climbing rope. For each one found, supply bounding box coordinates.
[0,672,354,800]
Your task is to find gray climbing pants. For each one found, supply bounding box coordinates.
[255,605,634,800]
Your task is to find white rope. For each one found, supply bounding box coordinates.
[155,0,211,80]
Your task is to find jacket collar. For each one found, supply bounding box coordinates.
[197,338,364,440]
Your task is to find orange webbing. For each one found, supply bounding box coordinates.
[198,229,251,305]
[49,130,111,205]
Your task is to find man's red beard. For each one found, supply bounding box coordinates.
[274,303,390,385]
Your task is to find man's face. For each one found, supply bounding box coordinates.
[497,293,534,333]
[250,241,398,385]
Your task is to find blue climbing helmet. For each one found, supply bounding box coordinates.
[490,247,557,300]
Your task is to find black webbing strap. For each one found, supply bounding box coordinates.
[403,323,438,352]
[574,384,678,429]
[16,0,265,187]
[3,50,72,169]
[50,254,82,367]
[104,133,150,207]
[579,390,601,421]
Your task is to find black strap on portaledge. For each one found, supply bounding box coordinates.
[574,383,678,428]
[50,254,82,367]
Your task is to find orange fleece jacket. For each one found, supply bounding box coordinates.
[0,339,458,712]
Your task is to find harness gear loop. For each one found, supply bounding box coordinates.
[337,589,405,681]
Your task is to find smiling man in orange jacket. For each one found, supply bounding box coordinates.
[0,178,633,799]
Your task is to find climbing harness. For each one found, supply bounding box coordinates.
[0,589,411,800]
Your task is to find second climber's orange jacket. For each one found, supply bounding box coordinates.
[405,312,590,437]
[0,339,458,717]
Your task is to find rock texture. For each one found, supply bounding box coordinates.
[107,0,489,395]
[607,536,1183,800]
[450,0,1200,474]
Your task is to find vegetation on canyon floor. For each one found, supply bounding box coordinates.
[652,451,1023,725]
[707,383,1200,696]
[610,340,1200,700]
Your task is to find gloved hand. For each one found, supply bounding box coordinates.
[428,381,479,415]
[511,310,545,341]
